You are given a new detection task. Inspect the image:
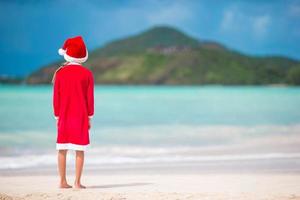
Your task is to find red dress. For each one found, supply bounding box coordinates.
[53,62,94,151]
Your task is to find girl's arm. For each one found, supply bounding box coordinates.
[53,73,60,119]
[87,72,94,119]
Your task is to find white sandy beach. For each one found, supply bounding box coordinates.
[1,173,300,200]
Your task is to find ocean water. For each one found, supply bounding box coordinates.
[0,85,300,172]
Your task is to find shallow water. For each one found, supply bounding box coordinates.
[0,85,300,170]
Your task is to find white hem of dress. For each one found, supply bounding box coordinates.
[56,143,88,151]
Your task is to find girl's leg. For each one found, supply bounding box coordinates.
[74,150,86,189]
[58,149,72,188]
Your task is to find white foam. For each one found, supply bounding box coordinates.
[1,146,300,170]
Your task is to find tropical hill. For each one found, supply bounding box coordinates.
[26,26,300,85]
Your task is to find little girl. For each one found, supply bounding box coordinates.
[52,36,94,189]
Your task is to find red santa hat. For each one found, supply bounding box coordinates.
[58,36,88,63]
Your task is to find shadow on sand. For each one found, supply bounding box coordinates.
[88,182,153,189]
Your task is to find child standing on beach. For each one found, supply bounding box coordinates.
[52,36,94,189]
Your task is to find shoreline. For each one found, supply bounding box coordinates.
[2,156,300,177]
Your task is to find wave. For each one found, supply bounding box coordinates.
[1,146,300,170]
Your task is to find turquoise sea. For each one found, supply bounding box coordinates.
[0,85,300,172]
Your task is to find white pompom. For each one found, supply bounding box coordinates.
[58,48,66,56]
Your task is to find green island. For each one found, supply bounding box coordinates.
[26,26,300,85]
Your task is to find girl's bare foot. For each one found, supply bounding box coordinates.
[74,183,86,189]
[59,181,72,189]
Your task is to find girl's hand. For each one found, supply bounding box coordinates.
[88,118,91,130]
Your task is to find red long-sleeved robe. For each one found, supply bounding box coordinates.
[53,62,94,151]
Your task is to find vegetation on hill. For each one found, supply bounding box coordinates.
[26,26,300,85]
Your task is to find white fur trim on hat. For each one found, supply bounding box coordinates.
[58,48,66,56]
[63,49,88,63]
